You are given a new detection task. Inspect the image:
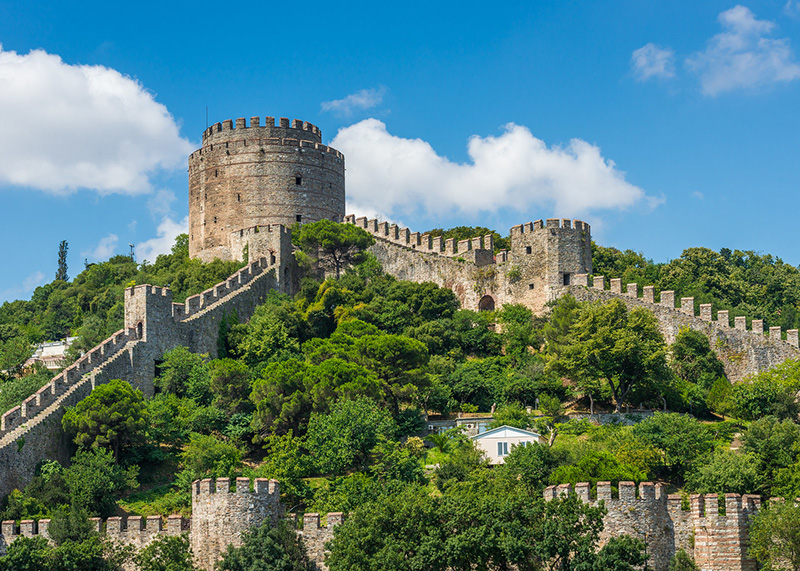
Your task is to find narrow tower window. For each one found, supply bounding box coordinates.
[295,175,302,185]
[296,214,302,222]
[525,246,532,255]
[563,273,571,286]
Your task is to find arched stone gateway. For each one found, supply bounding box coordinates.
[478,295,495,311]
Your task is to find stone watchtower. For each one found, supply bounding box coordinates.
[507,219,592,313]
[188,116,345,262]
[190,477,282,570]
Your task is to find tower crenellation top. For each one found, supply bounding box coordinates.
[201,116,322,144]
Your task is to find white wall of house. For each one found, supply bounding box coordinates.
[471,426,545,465]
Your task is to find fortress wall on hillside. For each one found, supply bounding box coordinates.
[545,482,760,571]
[0,256,286,500]
[564,278,800,383]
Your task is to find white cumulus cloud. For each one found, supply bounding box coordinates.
[0,45,193,194]
[321,87,387,117]
[332,119,656,220]
[631,43,676,80]
[136,216,188,262]
[686,6,800,95]
[82,234,119,261]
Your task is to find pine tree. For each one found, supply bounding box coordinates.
[55,240,69,282]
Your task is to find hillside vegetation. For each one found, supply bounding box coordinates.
[3,224,800,569]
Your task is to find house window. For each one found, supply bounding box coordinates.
[497,442,509,456]
[295,175,302,185]
[296,214,302,222]
[525,246,532,254]
[563,273,571,286]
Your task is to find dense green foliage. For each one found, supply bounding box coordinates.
[593,242,800,331]
[7,225,800,568]
[749,501,800,571]
[62,379,149,460]
[216,519,310,571]
[294,219,375,278]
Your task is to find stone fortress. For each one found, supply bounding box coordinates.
[0,115,796,570]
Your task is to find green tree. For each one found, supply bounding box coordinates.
[155,347,212,403]
[180,433,242,480]
[685,450,762,496]
[741,416,800,492]
[62,379,148,461]
[707,377,733,418]
[731,379,800,421]
[550,299,671,413]
[670,328,726,390]
[500,441,556,493]
[295,219,375,278]
[209,358,251,415]
[215,519,310,571]
[749,501,800,571]
[0,536,51,571]
[56,239,69,282]
[63,448,139,518]
[304,397,397,476]
[134,534,196,571]
[668,549,700,571]
[631,413,715,482]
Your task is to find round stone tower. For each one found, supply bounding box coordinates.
[188,116,345,262]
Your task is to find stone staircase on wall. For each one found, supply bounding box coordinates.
[0,258,277,499]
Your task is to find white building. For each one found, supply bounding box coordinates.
[470,425,545,465]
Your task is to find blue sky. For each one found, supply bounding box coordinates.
[1,1,799,303]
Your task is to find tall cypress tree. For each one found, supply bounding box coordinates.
[55,240,69,282]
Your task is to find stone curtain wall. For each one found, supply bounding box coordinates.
[564,276,800,383]
[0,257,284,500]
[544,482,759,571]
[344,215,592,315]
[189,116,345,262]
[297,512,343,571]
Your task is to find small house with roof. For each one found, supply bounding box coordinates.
[470,425,545,465]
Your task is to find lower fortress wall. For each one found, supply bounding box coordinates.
[0,478,761,571]
[544,482,761,571]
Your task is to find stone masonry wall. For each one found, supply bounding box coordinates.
[345,215,591,315]
[544,482,759,571]
[297,512,343,571]
[0,254,286,500]
[0,478,340,571]
[564,276,800,384]
[190,477,282,570]
[189,116,345,262]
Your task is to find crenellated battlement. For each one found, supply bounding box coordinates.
[174,257,273,321]
[544,480,667,503]
[544,482,759,571]
[201,116,321,142]
[510,218,591,235]
[0,327,135,437]
[343,214,495,264]
[569,274,800,349]
[192,476,280,497]
[0,514,189,553]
